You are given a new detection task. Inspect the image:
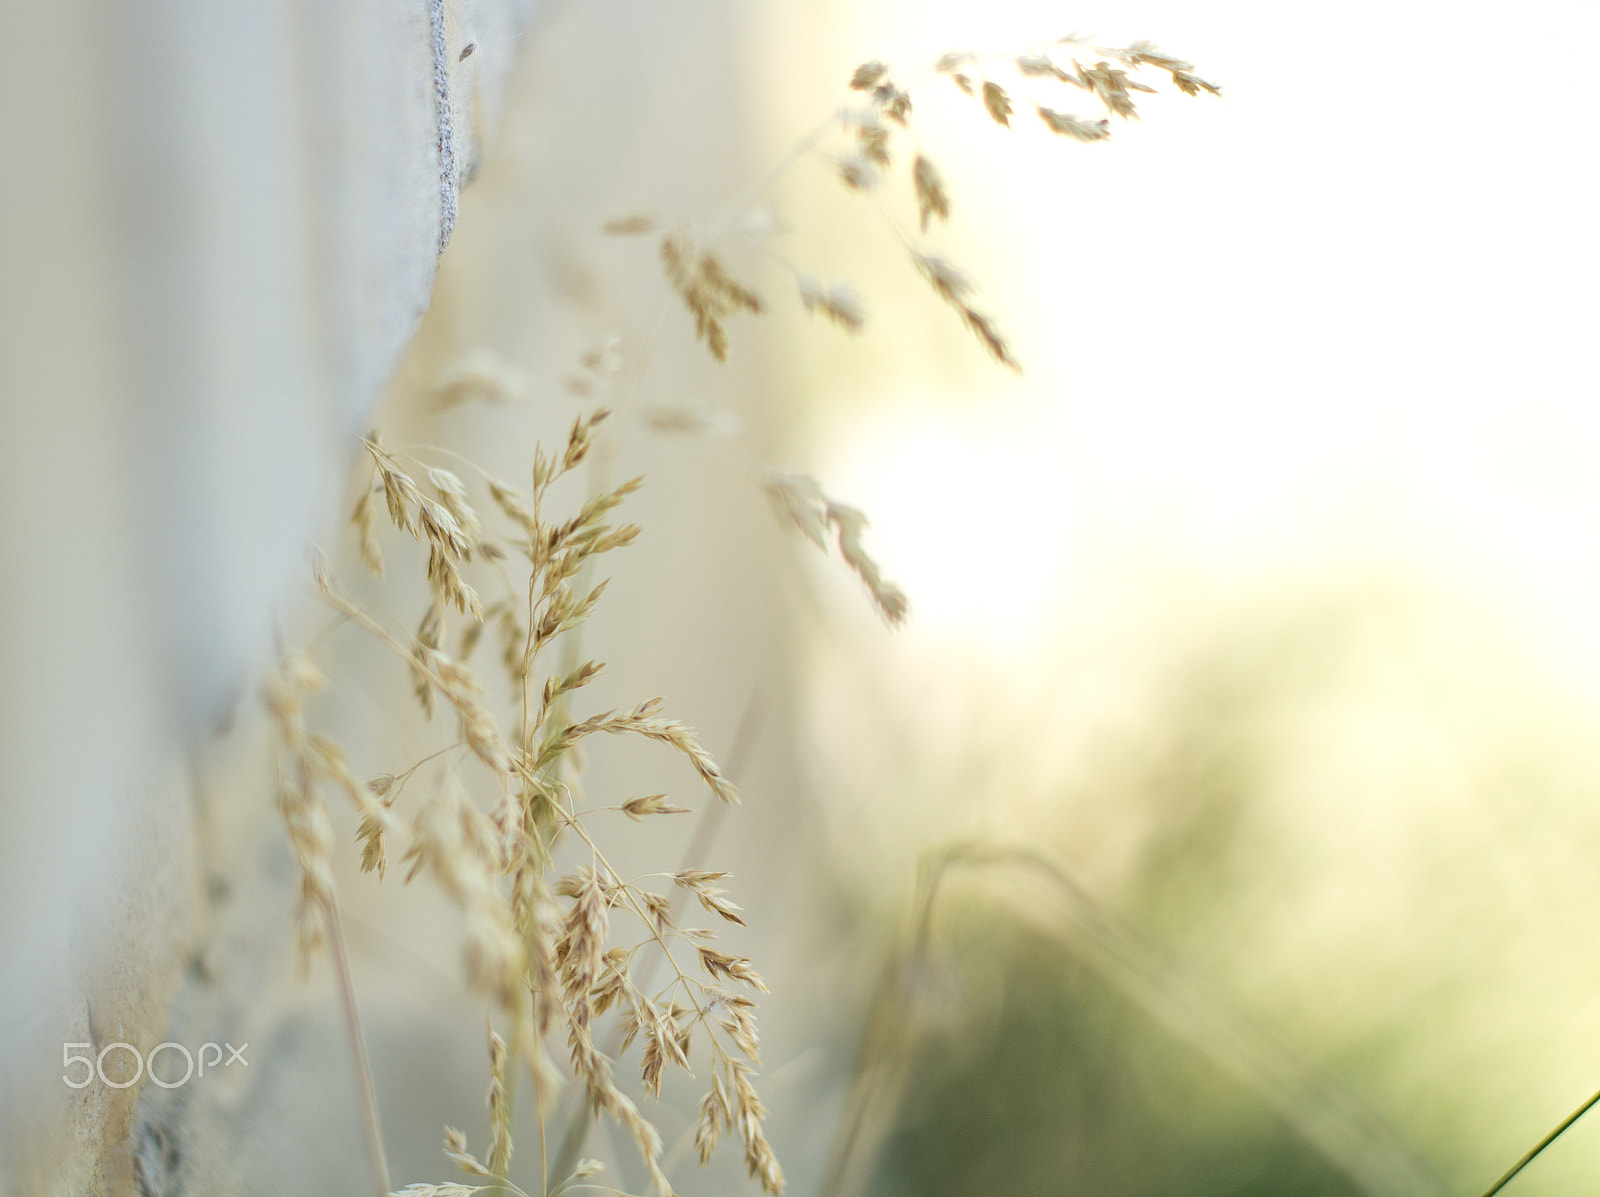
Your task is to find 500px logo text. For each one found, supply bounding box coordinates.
[62,1041,248,1089]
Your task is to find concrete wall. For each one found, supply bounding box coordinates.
[0,2,540,1190]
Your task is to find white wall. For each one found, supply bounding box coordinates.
[0,1,540,1188]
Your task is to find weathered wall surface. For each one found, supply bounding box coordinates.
[0,2,540,1191]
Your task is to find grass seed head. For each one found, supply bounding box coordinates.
[661,234,763,362]
[442,1126,490,1177]
[798,277,866,335]
[602,213,657,235]
[981,80,1014,126]
[486,1029,512,1175]
[433,349,529,409]
[1038,106,1112,141]
[912,155,951,232]
[353,486,385,576]
[849,59,887,90]
[1017,52,1070,80]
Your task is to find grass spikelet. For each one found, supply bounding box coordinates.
[433,349,528,410]
[695,1079,727,1165]
[730,1058,785,1194]
[1167,70,1216,97]
[556,868,610,1019]
[911,253,1020,373]
[487,478,537,536]
[429,549,483,621]
[432,653,510,773]
[1169,68,1222,97]
[957,307,1021,373]
[1017,52,1070,81]
[601,213,657,235]
[1038,106,1111,141]
[357,805,390,879]
[443,1127,491,1177]
[849,60,887,90]
[620,793,691,820]
[764,473,909,625]
[579,336,623,381]
[715,994,761,1062]
[981,80,1013,126]
[912,253,973,304]
[463,894,524,1016]
[512,863,562,1037]
[763,473,828,548]
[1125,39,1221,95]
[854,115,891,168]
[553,701,741,804]
[264,654,337,966]
[912,155,950,232]
[823,502,911,625]
[1081,60,1154,119]
[419,497,472,561]
[413,603,443,719]
[836,155,883,192]
[675,869,747,925]
[367,439,423,537]
[560,407,611,475]
[267,620,413,945]
[643,404,740,439]
[875,83,912,125]
[486,1028,512,1175]
[280,759,335,964]
[661,234,763,362]
[428,468,483,544]
[798,277,866,335]
[353,485,385,576]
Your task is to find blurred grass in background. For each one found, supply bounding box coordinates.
[812,578,1600,1196]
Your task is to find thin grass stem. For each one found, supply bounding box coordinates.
[1479,1086,1600,1197]
[326,899,392,1197]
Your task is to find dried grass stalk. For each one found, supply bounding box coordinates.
[296,403,786,1196]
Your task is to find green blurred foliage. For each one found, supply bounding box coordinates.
[874,905,1367,1197]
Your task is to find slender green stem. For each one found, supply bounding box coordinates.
[1480,1086,1600,1197]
